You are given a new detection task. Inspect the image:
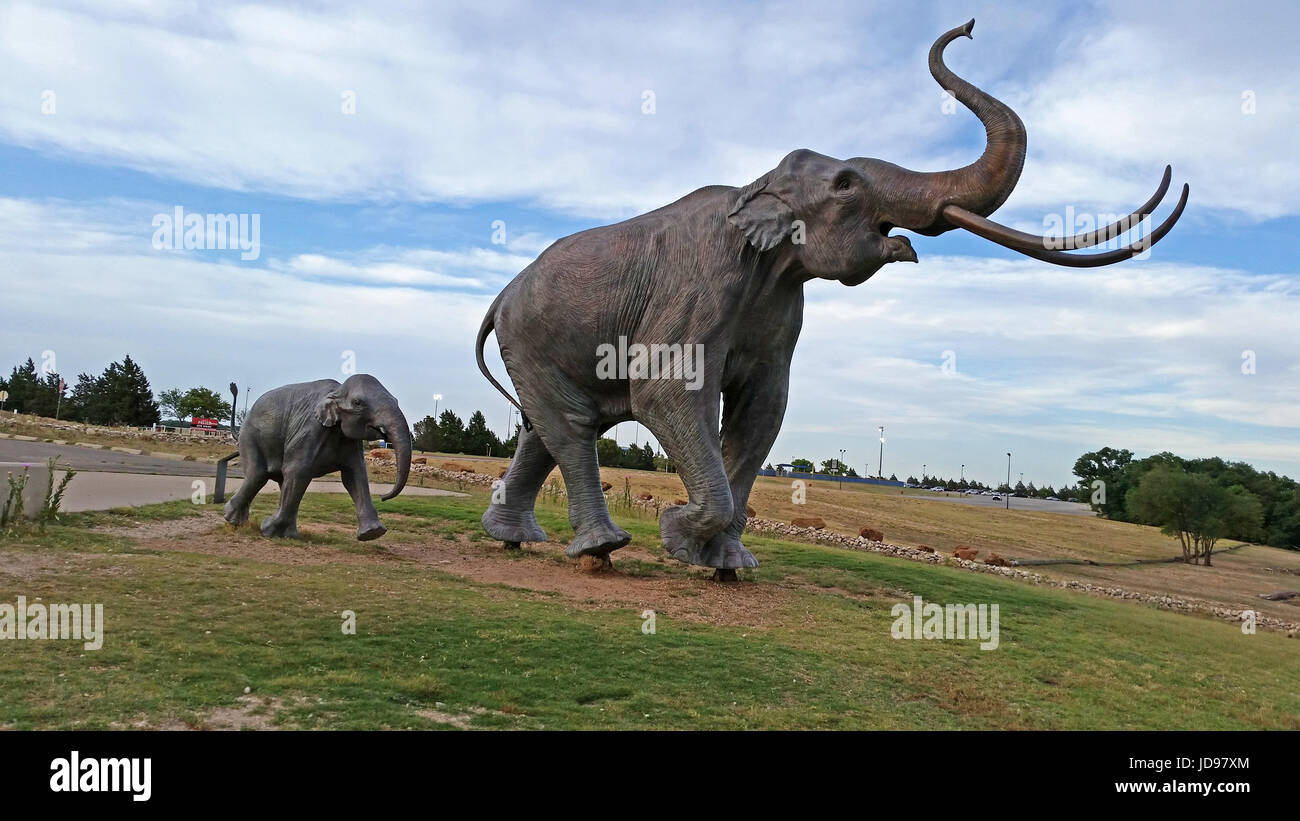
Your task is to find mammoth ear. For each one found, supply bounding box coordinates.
[315,390,342,427]
[728,171,796,252]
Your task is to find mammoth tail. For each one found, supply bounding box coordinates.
[475,293,531,431]
[229,382,239,441]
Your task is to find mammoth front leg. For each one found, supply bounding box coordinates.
[340,448,385,541]
[639,383,736,568]
[698,369,790,569]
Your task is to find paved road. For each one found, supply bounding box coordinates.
[907,491,1093,516]
[53,472,462,512]
[0,438,241,477]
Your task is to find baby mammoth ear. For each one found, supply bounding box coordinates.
[727,171,796,252]
[315,390,342,427]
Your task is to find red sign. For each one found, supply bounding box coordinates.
[192,417,219,430]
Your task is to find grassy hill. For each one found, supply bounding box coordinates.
[1,486,1295,730]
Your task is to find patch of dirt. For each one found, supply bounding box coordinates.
[0,551,77,580]
[383,538,798,629]
[414,703,533,730]
[91,510,225,539]
[86,512,832,628]
[111,694,297,730]
[203,695,286,730]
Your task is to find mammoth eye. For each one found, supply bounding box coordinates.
[834,174,854,192]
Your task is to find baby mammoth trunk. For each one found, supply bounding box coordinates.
[376,407,411,501]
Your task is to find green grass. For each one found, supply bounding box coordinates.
[0,489,1296,730]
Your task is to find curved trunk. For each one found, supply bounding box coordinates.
[378,407,411,501]
[855,19,1027,236]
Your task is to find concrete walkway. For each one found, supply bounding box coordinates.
[54,471,463,513]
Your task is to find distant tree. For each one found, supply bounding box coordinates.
[596,437,622,467]
[1127,467,1264,565]
[889,473,898,482]
[437,409,466,453]
[171,387,231,422]
[412,415,442,452]
[158,388,184,421]
[502,424,521,457]
[790,458,814,473]
[1073,447,1138,520]
[820,458,845,476]
[3,359,40,413]
[89,355,159,426]
[464,410,501,456]
[906,475,918,485]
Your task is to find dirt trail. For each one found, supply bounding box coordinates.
[87,514,835,629]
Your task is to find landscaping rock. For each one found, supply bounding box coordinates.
[791,516,826,529]
[859,526,884,541]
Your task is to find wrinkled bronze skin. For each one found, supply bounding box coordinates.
[476,20,1187,569]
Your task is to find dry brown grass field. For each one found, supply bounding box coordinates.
[7,414,1299,625]
[395,452,1300,626]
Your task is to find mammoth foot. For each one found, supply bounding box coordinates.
[223,501,249,527]
[260,515,300,540]
[660,508,758,569]
[481,505,547,544]
[564,522,631,559]
[357,522,387,541]
[577,554,615,573]
[700,531,759,570]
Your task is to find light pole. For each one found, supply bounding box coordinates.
[960,463,965,487]
[1006,452,1012,510]
[838,448,846,490]
[433,393,442,419]
[877,426,885,479]
[922,463,926,485]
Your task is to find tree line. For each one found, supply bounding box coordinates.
[1073,447,1298,561]
[413,409,513,456]
[1,355,160,426]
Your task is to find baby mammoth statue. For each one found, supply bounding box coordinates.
[222,374,412,540]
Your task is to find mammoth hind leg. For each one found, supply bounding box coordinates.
[481,424,553,545]
[527,409,629,559]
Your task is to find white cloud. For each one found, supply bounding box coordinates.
[2,197,1298,487]
[5,1,1290,222]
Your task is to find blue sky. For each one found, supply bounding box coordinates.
[2,0,1297,488]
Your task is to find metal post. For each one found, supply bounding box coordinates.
[877,426,885,478]
[214,451,239,505]
[1006,452,1011,509]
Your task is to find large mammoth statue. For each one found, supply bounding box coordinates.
[476,20,1187,570]
[223,374,412,540]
